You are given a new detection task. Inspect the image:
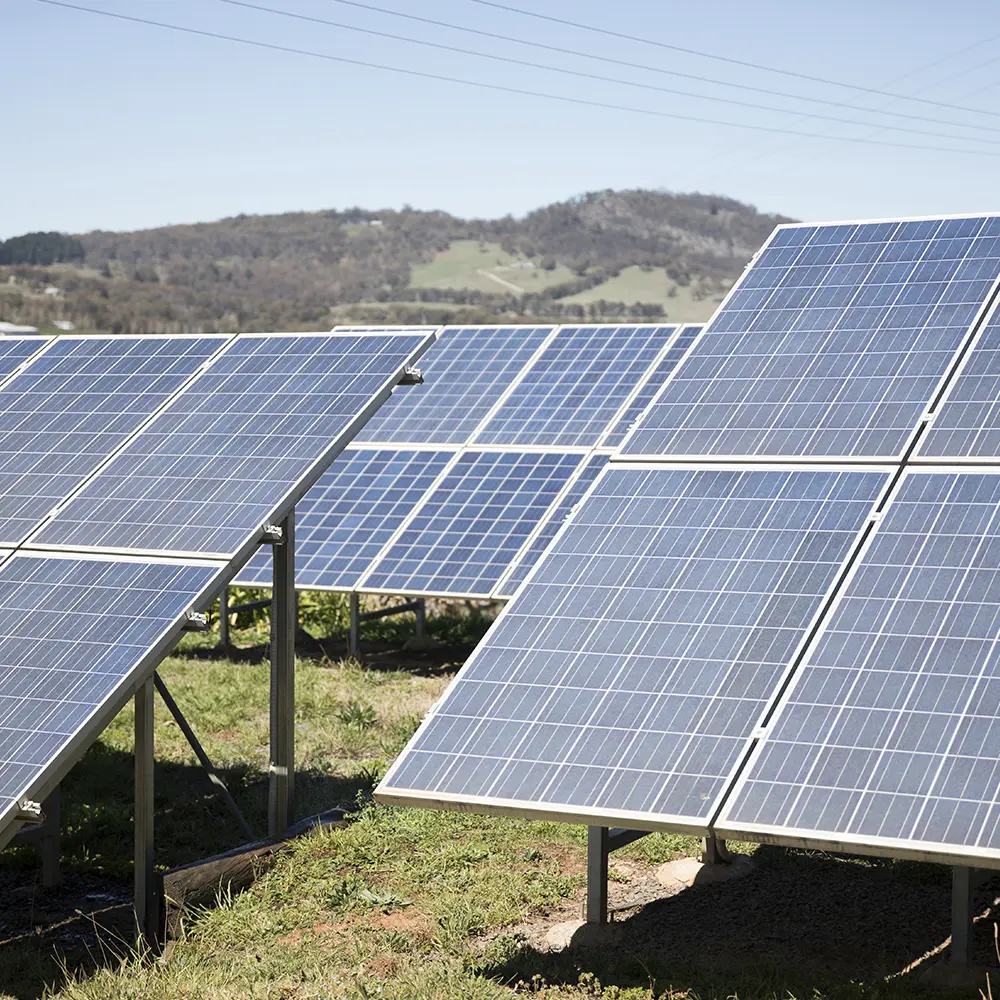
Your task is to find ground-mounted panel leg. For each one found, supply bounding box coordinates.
[951,865,974,966]
[38,786,61,888]
[348,592,361,658]
[586,826,610,925]
[135,676,162,945]
[219,587,230,648]
[269,512,296,838]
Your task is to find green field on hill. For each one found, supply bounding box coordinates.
[409,240,578,295]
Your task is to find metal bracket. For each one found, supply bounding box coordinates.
[182,610,210,632]
[261,523,284,544]
[16,799,43,824]
[399,366,424,385]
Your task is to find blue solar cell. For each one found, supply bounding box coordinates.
[31,333,431,557]
[377,466,889,825]
[475,325,678,448]
[719,471,1000,860]
[361,450,586,597]
[0,335,224,545]
[0,552,222,834]
[622,217,1000,459]
[358,326,554,445]
[236,447,454,590]
[494,454,609,599]
[919,308,1000,458]
[0,337,49,376]
[601,325,701,448]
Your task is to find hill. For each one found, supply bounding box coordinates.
[0,190,791,334]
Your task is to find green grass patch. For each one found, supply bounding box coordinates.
[409,241,577,295]
[558,266,721,321]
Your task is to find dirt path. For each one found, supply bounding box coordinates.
[477,268,524,293]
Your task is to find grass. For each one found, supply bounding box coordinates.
[558,267,721,321]
[0,610,987,1000]
[409,241,577,295]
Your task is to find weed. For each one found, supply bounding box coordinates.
[337,698,378,730]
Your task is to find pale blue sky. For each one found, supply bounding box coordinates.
[4,0,1000,237]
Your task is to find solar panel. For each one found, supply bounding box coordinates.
[0,335,225,546]
[376,466,890,827]
[717,469,1000,863]
[334,326,439,334]
[600,325,701,449]
[360,450,587,598]
[357,326,554,445]
[493,454,609,600]
[474,325,679,448]
[0,337,50,378]
[0,551,223,844]
[917,305,1000,459]
[235,446,454,590]
[29,332,432,558]
[621,217,1000,460]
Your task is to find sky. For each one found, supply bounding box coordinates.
[5,0,1000,238]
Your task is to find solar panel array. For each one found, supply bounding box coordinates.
[235,323,702,599]
[380,214,1000,869]
[0,330,433,848]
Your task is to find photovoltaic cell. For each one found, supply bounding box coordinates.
[0,552,222,836]
[494,454,609,599]
[0,337,49,376]
[31,333,430,557]
[719,471,1000,860]
[357,326,553,445]
[919,308,1000,458]
[475,325,678,448]
[377,466,889,826]
[362,450,586,597]
[601,325,701,449]
[0,335,224,545]
[235,447,453,590]
[622,217,1000,459]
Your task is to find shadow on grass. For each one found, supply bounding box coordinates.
[0,743,365,1000]
[180,627,474,679]
[483,846,1000,999]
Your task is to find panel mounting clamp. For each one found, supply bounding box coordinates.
[182,610,210,632]
[399,367,424,385]
[261,523,284,544]
[16,799,43,824]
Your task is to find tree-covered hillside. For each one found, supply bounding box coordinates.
[0,190,791,333]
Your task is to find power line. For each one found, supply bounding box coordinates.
[703,33,1000,180]
[212,0,1000,145]
[32,0,1000,159]
[316,0,999,133]
[463,0,1000,120]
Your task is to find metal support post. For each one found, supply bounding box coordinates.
[219,587,230,647]
[348,592,361,658]
[586,826,651,925]
[38,787,61,888]
[415,598,427,638]
[153,672,255,840]
[269,511,295,838]
[701,833,732,865]
[135,676,161,945]
[587,826,610,925]
[951,865,974,966]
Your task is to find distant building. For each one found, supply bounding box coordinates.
[53,320,75,331]
[43,286,61,296]
[0,321,39,334]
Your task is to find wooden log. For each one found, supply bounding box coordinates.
[162,808,347,937]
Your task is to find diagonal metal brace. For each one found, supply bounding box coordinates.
[153,672,255,841]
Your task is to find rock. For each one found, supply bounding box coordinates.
[656,853,755,890]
